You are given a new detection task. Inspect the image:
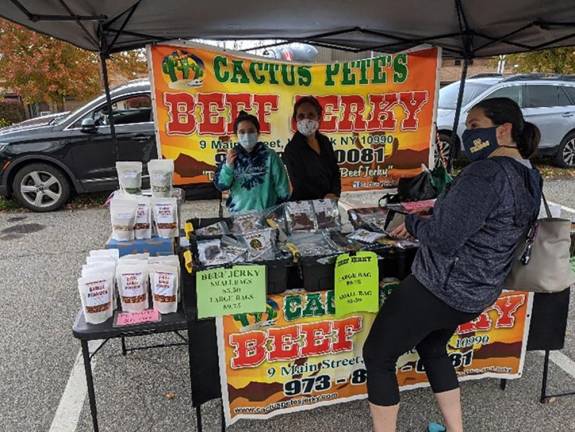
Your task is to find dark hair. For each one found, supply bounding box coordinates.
[292,96,323,120]
[471,97,540,159]
[233,110,260,134]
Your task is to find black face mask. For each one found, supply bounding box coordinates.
[462,127,499,161]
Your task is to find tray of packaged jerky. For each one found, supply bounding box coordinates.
[186,212,297,295]
[346,206,419,278]
[185,217,232,240]
[283,199,348,292]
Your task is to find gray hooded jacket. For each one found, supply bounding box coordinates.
[406,156,542,313]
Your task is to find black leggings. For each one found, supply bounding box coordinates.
[363,275,479,406]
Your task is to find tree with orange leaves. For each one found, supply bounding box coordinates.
[0,19,147,112]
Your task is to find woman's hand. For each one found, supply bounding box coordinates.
[226,149,237,168]
[390,223,412,240]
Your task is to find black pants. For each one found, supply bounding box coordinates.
[363,275,479,406]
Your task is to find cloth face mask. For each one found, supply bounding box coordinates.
[297,119,319,137]
[238,132,258,152]
[462,127,500,161]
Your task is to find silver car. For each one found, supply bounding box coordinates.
[436,74,575,167]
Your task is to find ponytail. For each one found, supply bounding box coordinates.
[472,97,540,159]
[517,121,540,159]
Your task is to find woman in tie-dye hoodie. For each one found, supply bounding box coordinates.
[214,111,290,213]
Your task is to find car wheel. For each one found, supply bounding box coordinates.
[12,163,71,212]
[553,132,575,168]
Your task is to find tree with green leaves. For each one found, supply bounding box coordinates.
[506,47,575,74]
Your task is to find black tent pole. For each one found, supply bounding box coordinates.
[448,56,469,172]
[99,51,118,161]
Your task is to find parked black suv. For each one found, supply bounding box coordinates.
[0,80,157,211]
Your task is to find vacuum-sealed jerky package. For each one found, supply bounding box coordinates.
[148,159,174,198]
[198,239,224,265]
[312,199,340,230]
[261,204,287,231]
[133,196,152,240]
[285,201,317,233]
[288,232,338,257]
[348,229,386,244]
[110,198,137,241]
[231,212,262,234]
[324,230,362,253]
[116,162,142,194]
[241,229,277,261]
[117,262,149,313]
[153,198,178,238]
[197,238,246,267]
[348,207,390,233]
[78,273,115,324]
[195,221,230,237]
[149,263,179,314]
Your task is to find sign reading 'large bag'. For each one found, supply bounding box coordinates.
[148,43,440,191]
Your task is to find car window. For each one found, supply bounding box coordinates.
[559,86,575,106]
[484,85,523,106]
[72,94,152,128]
[524,85,563,108]
[438,81,492,109]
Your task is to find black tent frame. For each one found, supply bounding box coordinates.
[8,0,575,166]
[8,0,575,168]
[6,0,575,430]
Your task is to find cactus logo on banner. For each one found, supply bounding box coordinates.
[161,49,205,89]
[148,42,440,190]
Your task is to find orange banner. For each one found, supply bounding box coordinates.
[148,43,440,191]
[216,284,532,425]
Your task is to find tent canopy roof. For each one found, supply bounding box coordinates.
[2,0,575,57]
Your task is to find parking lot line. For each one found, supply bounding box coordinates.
[49,340,103,432]
[544,351,575,380]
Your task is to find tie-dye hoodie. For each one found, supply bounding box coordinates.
[214,143,290,213]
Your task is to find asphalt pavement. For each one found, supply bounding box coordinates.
[0,185,574,432]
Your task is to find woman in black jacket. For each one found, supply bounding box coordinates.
[364,98,542,432]
[283,96,341,200]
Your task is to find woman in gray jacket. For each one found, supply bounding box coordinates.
[363,98,542,432]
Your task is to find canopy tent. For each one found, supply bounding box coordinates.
[2,0,575,57]
[2,0,575,168]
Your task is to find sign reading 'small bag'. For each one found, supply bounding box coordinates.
[148,43,440,191]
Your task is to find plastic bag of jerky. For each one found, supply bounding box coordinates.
[288,232,338,257]
[347,229,385,244]
[195,221,230,237]
[285,201,318,234]
[312,199,340,230]
[231,212,262,234]
[241,228,277,261]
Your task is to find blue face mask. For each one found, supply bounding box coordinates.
[461,127,499,161]
[238,132,258,152]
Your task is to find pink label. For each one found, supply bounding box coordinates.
[115,309,161,327]
[401,199,436,213]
